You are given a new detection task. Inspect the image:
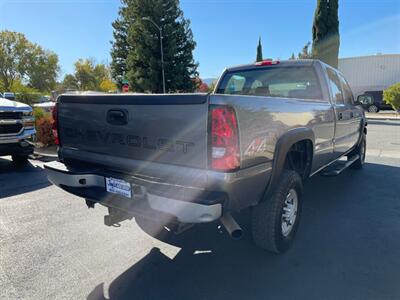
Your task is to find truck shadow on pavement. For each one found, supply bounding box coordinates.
[88,162,400,300]
[0,157,52,198]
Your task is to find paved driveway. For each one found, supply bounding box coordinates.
[1,120,400,300]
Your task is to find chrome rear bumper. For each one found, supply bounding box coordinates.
[45,161,222,223]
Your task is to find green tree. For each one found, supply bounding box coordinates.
[383,83,400,111]
[10,79,41,105]
[111,2,131,89]
[111,0,198,93]
[61,74,79,90]
[256,37,263,62]
[27,48,59,92]
[0,30,59,92]
[62,59,115,92]
[312,0,340,68]
[74,59,97,90]
[289,53,296,60]
[100,78,118,92]
[298,42,312,59]
[0,31,32,91]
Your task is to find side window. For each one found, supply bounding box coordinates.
[358,95,373,105]
[338,75,354,105]
[327,69,344,105]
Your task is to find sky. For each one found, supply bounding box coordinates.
[0,0,399,80]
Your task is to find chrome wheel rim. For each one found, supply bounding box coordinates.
[281,189,298,237]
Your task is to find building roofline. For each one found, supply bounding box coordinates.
[339,54,400,60]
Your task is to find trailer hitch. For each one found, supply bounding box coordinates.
[104,207,132,227]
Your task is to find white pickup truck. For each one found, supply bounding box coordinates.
[0,96,35,164]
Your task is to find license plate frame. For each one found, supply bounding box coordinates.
[105,177,132,199]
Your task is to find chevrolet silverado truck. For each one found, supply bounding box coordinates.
[45,59,367,253]
[0,96,35,164]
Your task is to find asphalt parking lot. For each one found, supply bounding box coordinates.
[1,119,400,300]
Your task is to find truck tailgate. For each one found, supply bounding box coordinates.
[57,94,209,169]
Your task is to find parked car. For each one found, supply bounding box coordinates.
[0,92,16,101]
[33,101,56,113]
[45,59,366,254]
[0,95,36,164]
[357,90,392,113]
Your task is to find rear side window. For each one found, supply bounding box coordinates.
[216,66,323,100]
[338,74,354,105]
[327,69,344,105]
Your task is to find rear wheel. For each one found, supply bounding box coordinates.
[252,170,303,254]
[12,154,29,165]
[349,134,366,170]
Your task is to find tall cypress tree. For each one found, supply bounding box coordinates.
[256,37,263,62]
[111,0,198,93]
[312,0,340,68]
[327,0,340,68]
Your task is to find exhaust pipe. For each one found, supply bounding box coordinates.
[220,213,243,239]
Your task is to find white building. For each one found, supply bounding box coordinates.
[338,54,400,98]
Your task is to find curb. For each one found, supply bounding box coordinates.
[33,149,58,158]
[366,113,400,121]
[366,117,400,121]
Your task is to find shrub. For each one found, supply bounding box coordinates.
[33,107,45,121]
[36,115,54,146]
[383,83,400,111]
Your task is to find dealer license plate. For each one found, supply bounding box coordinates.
[105,177,132,198]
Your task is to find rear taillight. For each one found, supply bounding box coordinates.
[210,105,240,171]
[52,103,59,145]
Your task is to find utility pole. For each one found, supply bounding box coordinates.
[142,17,166,93]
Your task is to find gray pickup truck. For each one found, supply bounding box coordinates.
[0,96,35,164]
[45,59,366,253]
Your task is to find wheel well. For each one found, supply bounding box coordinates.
[284,140,313,180]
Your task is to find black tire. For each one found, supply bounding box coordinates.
[252,170,303,254]
[368,105,378,113]
[11,154,29,165]
[349,134,366,170]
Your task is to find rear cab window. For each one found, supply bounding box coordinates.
[216,66,323,100]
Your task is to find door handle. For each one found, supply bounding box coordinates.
[338,112,343,120]
[107,109,128,125]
